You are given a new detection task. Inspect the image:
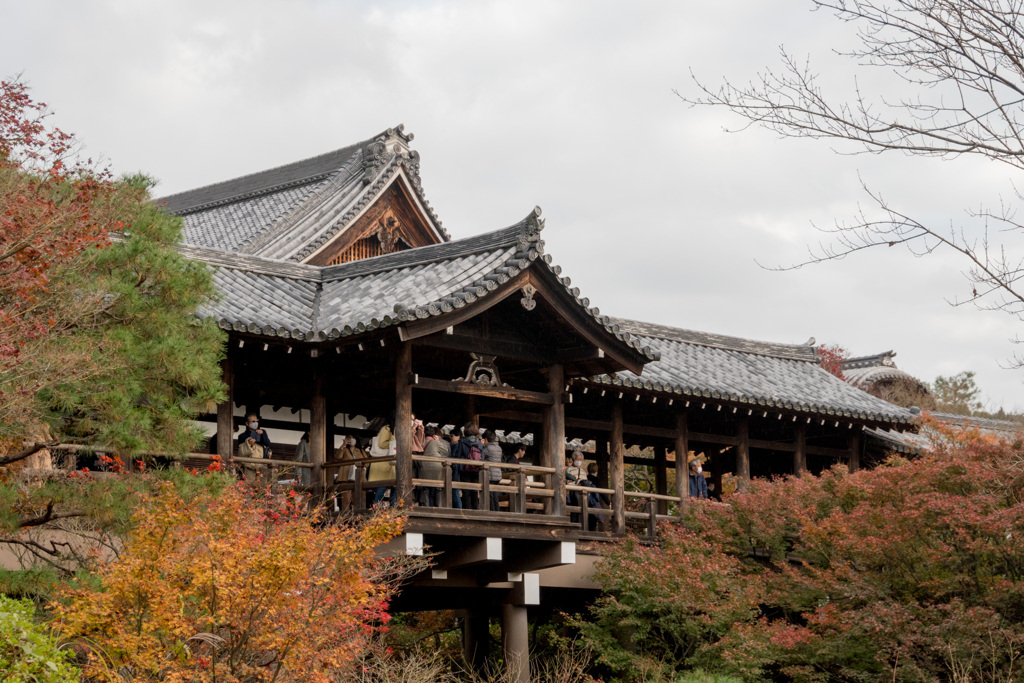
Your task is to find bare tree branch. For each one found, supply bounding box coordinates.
[684,0,1024,364]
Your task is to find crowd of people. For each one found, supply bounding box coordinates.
[229,413,712,516]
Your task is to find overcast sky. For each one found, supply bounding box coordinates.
[4,0,1023,411]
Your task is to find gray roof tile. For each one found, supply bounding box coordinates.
[584,319,915,425]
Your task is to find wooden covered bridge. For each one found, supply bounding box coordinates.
[158,125,915,681]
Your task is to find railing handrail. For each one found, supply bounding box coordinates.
[186,452,313,469]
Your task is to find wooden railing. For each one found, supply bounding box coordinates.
[49,446,686,541]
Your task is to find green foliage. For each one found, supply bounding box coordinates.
[583,423,1024,682]
[0,595,79,682]
[931,370,984,416]
[674,672,741,683]
[31,176,226,453]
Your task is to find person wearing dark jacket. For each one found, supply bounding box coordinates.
[450,422,482,510]
[688,457,709,499]
[237,414,272,456]
[481,430,503,511]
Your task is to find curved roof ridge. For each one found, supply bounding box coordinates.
[156,137,373,215]
[609,317,818,362]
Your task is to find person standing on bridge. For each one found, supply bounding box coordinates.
[481,430,503,511]
[688,454,709,499]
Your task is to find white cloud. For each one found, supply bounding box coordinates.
[2,0,1021,409]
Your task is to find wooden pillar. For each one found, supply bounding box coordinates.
[675,412,688,514]
[466,395,479,430]
[793,422,807,477]
[848,430,860,473]
[610,402,625,534]
[655,448,668,515]
[736,417,750,490]
[463,611,490,676]
[216,353,234,459]
[395,342,414,507]
[310,371,327,494]
[501,604,530,683]
[542,364,565,517]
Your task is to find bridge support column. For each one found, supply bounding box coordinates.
[502,604,530,683]
[463,610,490,676]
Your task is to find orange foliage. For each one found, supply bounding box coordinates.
[54,484,406,682]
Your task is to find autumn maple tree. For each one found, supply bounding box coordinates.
[585,418,1024,682]
[0,78,224,457]
[54,483,415,683]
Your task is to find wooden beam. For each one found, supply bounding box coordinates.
[543,365,566,517]
[395,342,414,507]
[412,333,552,364]
[675,412,688,515]
[412,375,555,405]
[736,418,750,490]
[610,402,625,534]
[216,354,234,459]
[794,423,806,476]
[310,371,327,494]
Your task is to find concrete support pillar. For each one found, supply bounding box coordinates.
[502,604,530,683]
[216,353,234,459]
[463,610,490,676]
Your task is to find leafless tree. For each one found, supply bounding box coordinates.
[683,0,1024,350]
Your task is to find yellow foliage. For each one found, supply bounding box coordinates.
[53,483,405,682]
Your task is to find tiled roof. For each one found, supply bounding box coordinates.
[840,350,927,390]
[583,319,915,425]
[190,208,656,359]
[157,125,449,261]
[867,411,1022,453]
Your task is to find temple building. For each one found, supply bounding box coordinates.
[159,125,915,681]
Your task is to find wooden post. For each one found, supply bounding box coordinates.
[655,448,668,515]
[675,412,688,516]
[216,353,234,459]
[580,489,590,532]
[794,422,807,477]
[647,499,657,539]
[354,466,366,511]
[542,364,566,517]
[736,417,750,490]
[848,430,860,473]
[310,371,327,495]
[610,402,625,534]
[443,465,453,508]
[395,342,414,507]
